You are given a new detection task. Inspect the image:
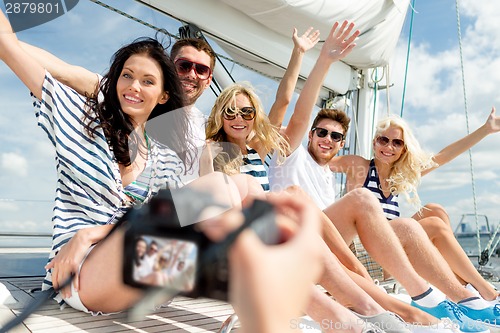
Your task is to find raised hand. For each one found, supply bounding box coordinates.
[485,106,500,134]
[0,9,45,98]
[292,27,320,53]
[320,20,360,62]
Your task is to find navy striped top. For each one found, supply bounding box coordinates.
[32,72,184,304]
[363,159,400,220]
[240,146,270,192]
[123,155,153,203]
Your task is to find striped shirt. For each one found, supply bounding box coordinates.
[363,159,400,220]
[123,155,152,203]
[32,72,184,305]
[240,146,270,192]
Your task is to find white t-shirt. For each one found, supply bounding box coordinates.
[268,145,337,210]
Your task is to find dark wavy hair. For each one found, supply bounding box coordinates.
[134,237,147,267]
[85,37,194,170]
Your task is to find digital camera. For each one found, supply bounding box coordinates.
[122,187,279,301]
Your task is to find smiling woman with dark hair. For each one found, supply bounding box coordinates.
[0,9,200,314]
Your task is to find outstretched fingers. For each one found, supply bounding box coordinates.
[302,27,321,44]
[323,20,360,61]
[293,26,321,53]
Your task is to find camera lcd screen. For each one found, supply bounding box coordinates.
[132,236,198,292]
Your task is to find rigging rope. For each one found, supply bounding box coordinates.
[88,0,175,37]
[88,0,283,82]
[385,64,391,115]
[454,0,482,263]
[400,0,416,117]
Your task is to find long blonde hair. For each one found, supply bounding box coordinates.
[205,82,289,174]
[374,115,438,208]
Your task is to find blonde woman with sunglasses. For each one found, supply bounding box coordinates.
[330,111,500,304]
[202,26,322,190]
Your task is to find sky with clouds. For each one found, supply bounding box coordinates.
[0,0,498,247]
[389,1,500,230]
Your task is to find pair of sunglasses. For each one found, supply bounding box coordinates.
[375,136,405,149]
[174,58,212,80]
[222,107,256,121]
[312,127,344,142]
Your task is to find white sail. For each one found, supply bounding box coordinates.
[137,0,410,96]
[137,0,410,158]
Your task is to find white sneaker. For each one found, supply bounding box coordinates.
[352,310,411,333]
[406,318,459,333]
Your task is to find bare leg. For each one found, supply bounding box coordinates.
[390,217,475,303]
[282,185,372,280]
[323,188,429,297]
[413,203,499,301]
[315,235,385,315]
[345,266,439,325]
[77,173,244,312]
[230,173,267,205]
[307,286,365,333]
[79,228,143,312]
[320,212,373,280]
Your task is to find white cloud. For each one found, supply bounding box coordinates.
[1,152,28,177]
[0,200,20,212]
[385,2,500,226]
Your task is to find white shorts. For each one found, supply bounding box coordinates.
[60,245,120,316]
[61,245,171,315]
[63,282,112,315]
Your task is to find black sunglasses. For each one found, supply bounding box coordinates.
[222,107,256,121]
[312,127,344,142]
[174,58,212,80]
[375,136,405,149]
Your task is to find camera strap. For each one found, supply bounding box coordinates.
[0,276,74,333]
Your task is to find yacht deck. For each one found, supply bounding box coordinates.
[0,276,238,333]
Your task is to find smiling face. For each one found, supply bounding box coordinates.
[135,239,147,259]
[173,46,213,105]
[373,125,405,164]
[307,118,345,165]
[116,54,168,125]
[222,93,255,144]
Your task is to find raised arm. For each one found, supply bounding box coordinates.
[267,27,320,129]
[20,41,99,96]
[284,21,359,152]
[0,11,45,99]
[422,107,500,176]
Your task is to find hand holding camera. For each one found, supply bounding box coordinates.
[228,194,323,333]
[122,187,323,333]
[122,187,280,301]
